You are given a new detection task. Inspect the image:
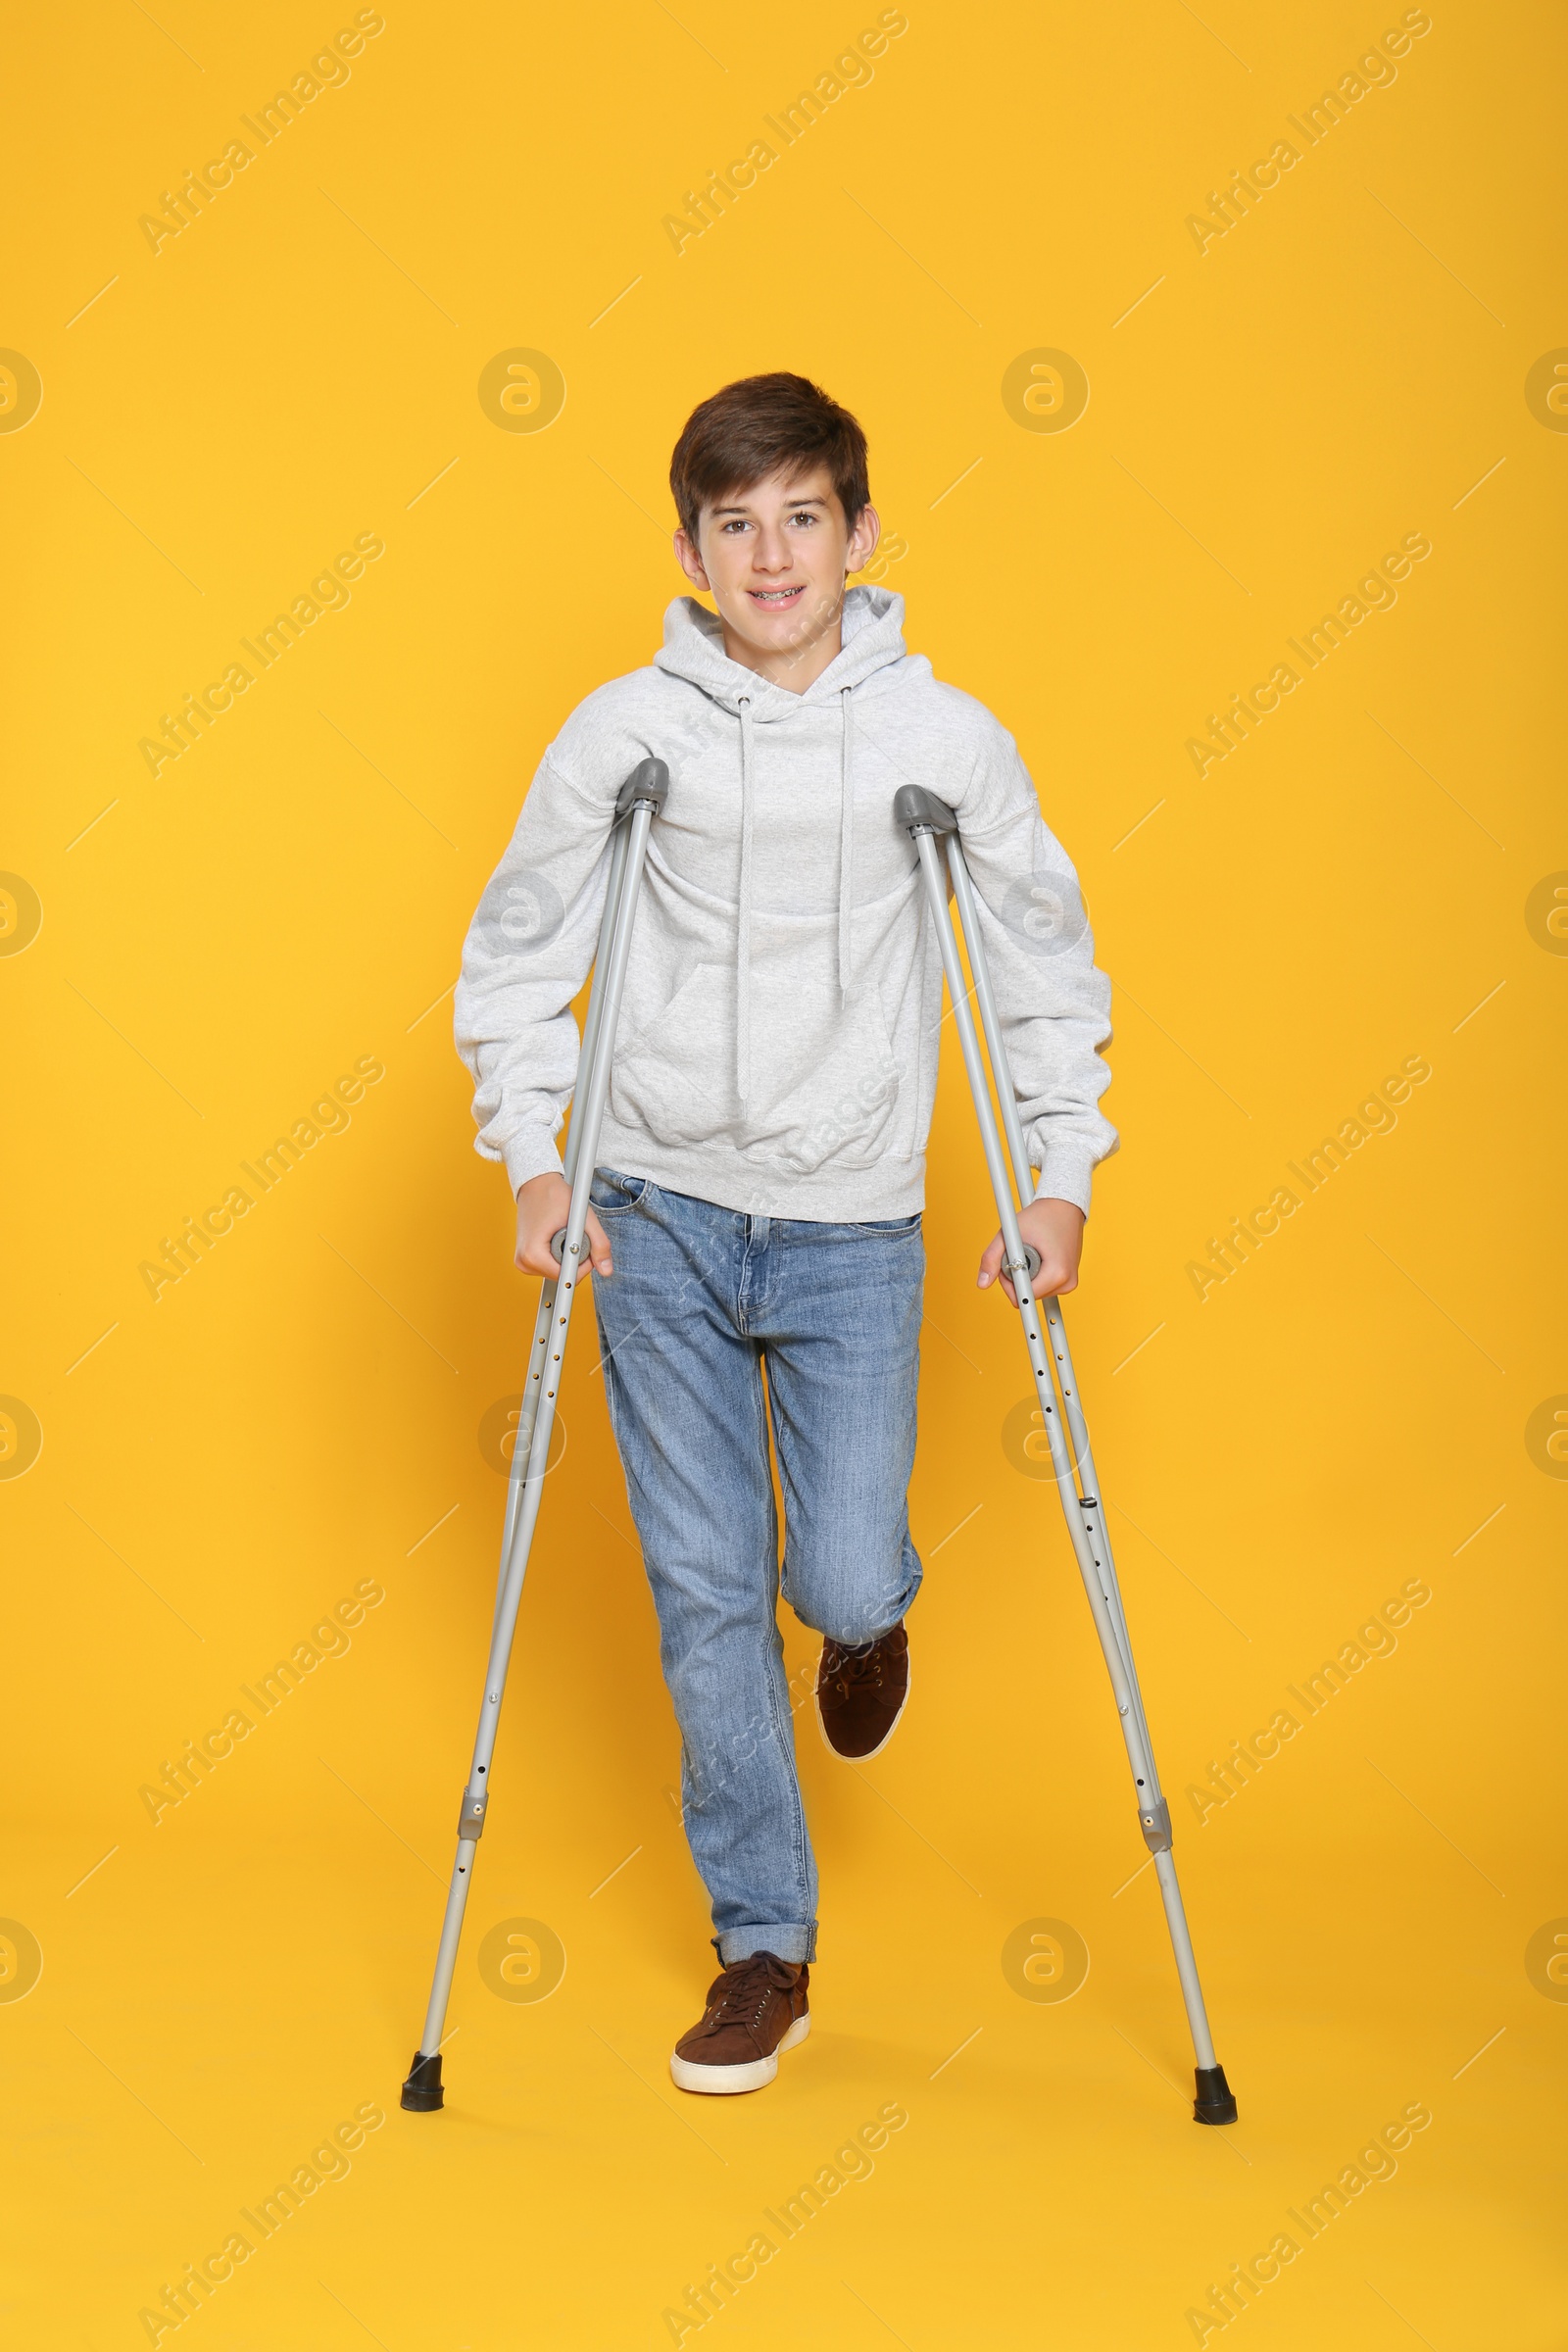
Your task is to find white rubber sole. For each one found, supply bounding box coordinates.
[670,2009,810,2095]
[814,1649,911,1761]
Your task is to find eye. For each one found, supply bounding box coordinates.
[789,510,818,527]
[719,517,751,534]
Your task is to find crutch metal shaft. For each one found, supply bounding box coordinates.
[944,843,1151,1737]
[492,817,631,1626]
[898,784,1237,2125]
[402,760,667,2112]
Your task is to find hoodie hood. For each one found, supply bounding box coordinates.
[654,586,910,1101]
[653,582,911,714]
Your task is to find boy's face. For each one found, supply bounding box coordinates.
[674,464,880,683]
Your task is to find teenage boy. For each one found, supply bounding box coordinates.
[456,372,1114,2094]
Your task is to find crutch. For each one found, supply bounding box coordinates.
[402,756,668,2112]
[896,785,1238,2126]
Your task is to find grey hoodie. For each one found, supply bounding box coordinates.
[455,587,1115,1222]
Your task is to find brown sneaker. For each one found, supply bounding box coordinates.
[816,1622,909,1759]
[669,1952,810,2095]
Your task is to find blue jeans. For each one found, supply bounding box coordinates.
[589,1169,924,1965]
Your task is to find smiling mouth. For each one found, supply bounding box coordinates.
[747,584,806,606]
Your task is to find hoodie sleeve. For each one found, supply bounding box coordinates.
[953,722,1117,1215]
[454,749,617,1197]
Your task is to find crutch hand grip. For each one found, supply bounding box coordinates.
[1009,1243,1043,1284]
[549,1229,567,1264]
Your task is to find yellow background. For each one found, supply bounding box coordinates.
[4,1,1565,2343]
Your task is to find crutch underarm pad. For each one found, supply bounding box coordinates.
[893,784,958,835]
[615,757,670,815]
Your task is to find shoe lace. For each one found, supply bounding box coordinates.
[829,1641,885,1693]
[704,1952,797,2037]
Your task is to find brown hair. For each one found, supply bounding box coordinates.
[669,372,870,541]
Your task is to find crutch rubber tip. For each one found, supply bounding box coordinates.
[400,2050,444,2112]
[1192,2064,1238,2126]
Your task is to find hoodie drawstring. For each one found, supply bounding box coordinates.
[838,685,854,1002]
[735,695,755,1104]
[732,681,855,1104]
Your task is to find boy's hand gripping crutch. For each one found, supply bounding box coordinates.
[402,757,668,2113]
[896,785,1239,2126]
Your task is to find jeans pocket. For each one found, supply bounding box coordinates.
[850,1212,923,1235]
[589,1166,652,1215]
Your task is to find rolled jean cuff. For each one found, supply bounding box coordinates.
[714,1923,817,1966]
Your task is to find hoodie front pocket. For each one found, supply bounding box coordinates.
[741,983,905,1177]
[608,962,738,1150]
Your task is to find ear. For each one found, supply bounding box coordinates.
[673,526,711,592]
[846,503,881,575]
